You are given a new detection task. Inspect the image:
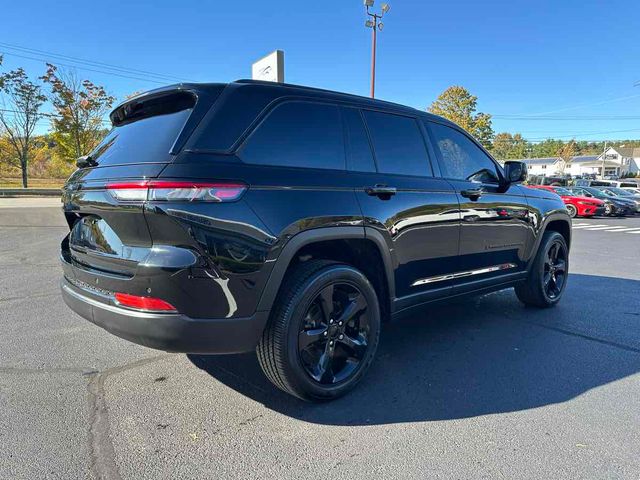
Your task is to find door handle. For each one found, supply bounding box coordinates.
[365,185,397,200]
[461,188,483,200]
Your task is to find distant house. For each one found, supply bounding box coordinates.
[508,148,640,178]
[565,156,599,177]
[563,148,640,177]
[516,157,560,175]
[597,146,640,176]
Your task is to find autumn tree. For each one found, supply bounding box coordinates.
[491,132,528,160]
[428,86,494,149]
[0,56,47,187]
[556,140,577,174]
[41,64,115,164]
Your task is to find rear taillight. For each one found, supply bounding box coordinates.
[114,292,177,312]
[106,181,246,202]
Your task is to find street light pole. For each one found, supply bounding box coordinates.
[364,1,390,99]
[370,19,377,98]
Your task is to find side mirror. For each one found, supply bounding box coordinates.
[503,161,527,184]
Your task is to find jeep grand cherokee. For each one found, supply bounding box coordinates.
[61,80,571,401]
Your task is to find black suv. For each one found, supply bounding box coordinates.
[61,80,571,401]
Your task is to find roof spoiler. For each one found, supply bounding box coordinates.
[109,89,197,127]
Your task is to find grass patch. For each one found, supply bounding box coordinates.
[0,177,65,189]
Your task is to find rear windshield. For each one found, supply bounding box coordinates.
[90,93,194,166]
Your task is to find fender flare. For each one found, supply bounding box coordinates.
[526,210,572,269]
[256,226,396,313]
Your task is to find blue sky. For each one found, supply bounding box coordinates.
[1,0,639,141]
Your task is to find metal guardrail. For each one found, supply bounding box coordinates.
[0,188,62,197]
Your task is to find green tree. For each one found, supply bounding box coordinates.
[491,133,513,160]
[509,133,528,159]
[530,139,565,158]
[41,64,115,164]
[0,56,47,188]
[490,132,528,160]
[428,86,494,148]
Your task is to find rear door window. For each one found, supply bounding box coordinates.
[342,108,376,172]
[428,122,500,184]
[240,101,345,170]
[362,110,432,177]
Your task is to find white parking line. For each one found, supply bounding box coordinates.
[572,224,606,229]
[583,226,622,231]
[609,227,640,232]
[571,223,640,234]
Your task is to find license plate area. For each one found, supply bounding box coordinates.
[69,216,147,276]
[70,216,123,257]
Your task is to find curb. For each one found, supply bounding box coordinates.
[0,188,62,197]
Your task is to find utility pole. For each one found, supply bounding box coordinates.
[601,141,607,179]
[364,1,390,99]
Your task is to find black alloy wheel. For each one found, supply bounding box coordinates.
[297,282,370,385]
[257,260,381,401]
[543,240,567,300]
[515,231,569,308]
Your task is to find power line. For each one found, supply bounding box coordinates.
[493,115,640,121]
[523,128,640,141]
[0,51,170,85]
[0,108,111,125]
[0,41,195,83]
[495,93,640,117]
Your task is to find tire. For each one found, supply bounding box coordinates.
[257,260,381,401]
[515,231,569,308]
[604,203,614,216]
[566,204,577,218]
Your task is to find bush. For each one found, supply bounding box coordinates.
[45,155,75,178]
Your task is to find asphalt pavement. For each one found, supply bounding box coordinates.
[1,198,639,479]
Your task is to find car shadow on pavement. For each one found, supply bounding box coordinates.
[188,273,640,425]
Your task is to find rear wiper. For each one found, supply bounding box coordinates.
[76,155,97,168]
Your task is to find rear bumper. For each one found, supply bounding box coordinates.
[618,207,636,216]
[61,277,268,354]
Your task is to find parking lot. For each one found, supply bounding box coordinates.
[1,198,639,479]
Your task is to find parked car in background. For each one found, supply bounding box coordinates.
[574,179,617,187]
[567,186,636,216]
[527,175,568,186]
[607,180,640,188]
[528,185,604,218]
[598,186,640,200]
[596,187,640,213]
[622,187,640,195]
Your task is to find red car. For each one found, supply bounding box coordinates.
[528,185,605,218]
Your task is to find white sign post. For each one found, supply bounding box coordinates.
[251,50,285,83]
